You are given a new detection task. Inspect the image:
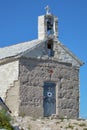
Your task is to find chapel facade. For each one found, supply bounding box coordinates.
[0,6,83,118]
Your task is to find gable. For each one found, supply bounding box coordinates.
[21,40,83,67]
[0,38,83,67]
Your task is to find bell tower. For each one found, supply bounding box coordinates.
[38,6,58,40]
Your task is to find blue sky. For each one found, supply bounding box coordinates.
[0,0,87,118]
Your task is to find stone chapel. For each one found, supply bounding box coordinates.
[0,6,83,118]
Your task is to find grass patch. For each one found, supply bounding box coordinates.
[19,112,25,117]
[60,117,64,122]
[55,121,60,125]
[79,123,86,127]
[73,122,79,125]
[83,128,87,130]
[0,109,13,130]
[66,123,74,129]
[28,124,31,130]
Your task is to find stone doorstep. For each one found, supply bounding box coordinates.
[41,128,51,130]
[0,129,6,130]
[13,126,20,130]
[1,125,20,130]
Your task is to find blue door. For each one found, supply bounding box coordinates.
[43,82,56,116]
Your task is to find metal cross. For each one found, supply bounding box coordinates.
[45,5,50,14]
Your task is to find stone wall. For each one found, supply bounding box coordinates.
[5,80,20,116]
[13,117,87,130]
[0,60,19,99]
[19,57,79,118]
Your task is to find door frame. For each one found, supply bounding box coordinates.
[43,81,57,117]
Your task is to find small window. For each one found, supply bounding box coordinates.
[47,40,53,57]
[48,44,51,49]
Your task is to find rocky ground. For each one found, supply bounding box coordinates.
[12,116,87,130]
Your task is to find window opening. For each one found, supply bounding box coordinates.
[47,44,51,49]
[46,17,53,35]
[47,21,53,30]
[47,40,53,57]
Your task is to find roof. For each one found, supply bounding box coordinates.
[0,39,43,60]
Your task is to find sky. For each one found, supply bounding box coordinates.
[0,0,87,118]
